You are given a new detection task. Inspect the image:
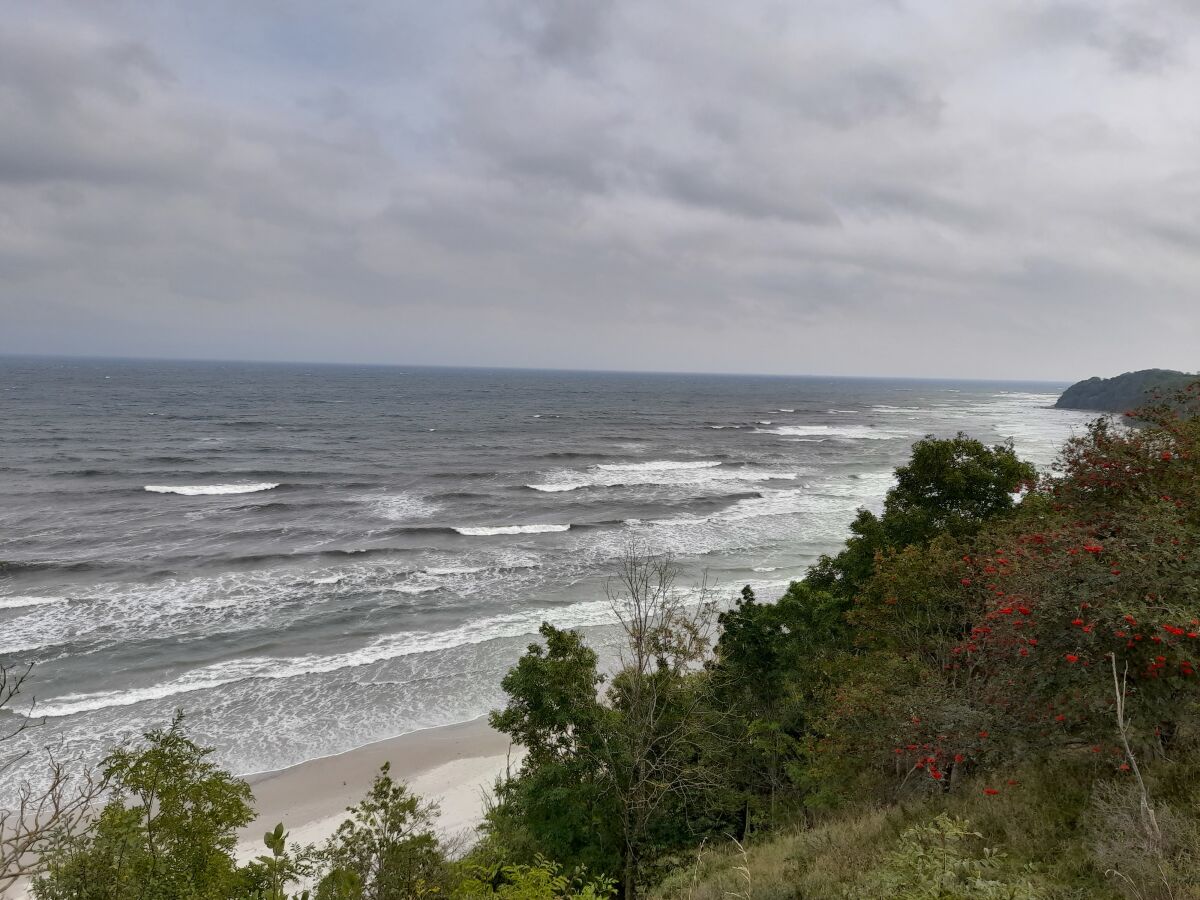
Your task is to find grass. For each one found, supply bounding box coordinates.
[648,762,1135,899]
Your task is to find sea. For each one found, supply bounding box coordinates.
[0,358,1098,787]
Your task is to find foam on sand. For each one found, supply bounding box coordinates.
[145,483,280,496]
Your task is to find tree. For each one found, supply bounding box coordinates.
[1,664,103,893]
[316,762,446,900]
[596,550,717,899]
[487,624,621,879]
[807,434,1035,599]
[708,586,801,831]
[490,549,719,900]
[33,712,254,900]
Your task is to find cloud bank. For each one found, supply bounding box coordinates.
[2,1,1199,378]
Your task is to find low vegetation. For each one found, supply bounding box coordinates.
[3,384,1198,898]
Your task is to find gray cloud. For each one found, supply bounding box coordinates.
[1,1,1199,378]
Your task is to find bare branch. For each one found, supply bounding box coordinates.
[1,663,105,892]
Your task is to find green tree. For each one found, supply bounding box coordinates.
[808,434,1035,599]
[490,551,717,899]
[708,586,800,831]
[485,623,622,879]
[454,857,615,899]
[34,712,254,900]
[315,762,446,900]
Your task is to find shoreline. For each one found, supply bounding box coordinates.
[235,716,522,860]
[5,718,519,899]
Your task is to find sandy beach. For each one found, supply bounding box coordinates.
[3,718,520,899]
[235,716,522,859]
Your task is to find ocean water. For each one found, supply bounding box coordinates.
[0,358,1097,784]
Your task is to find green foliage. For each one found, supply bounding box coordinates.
[808,434,1034,599]
[490,624,605,767]
[1055,369,1197,414]
[856,813,1041,899]
[33,712,254,900]
[241,823,316,900]
[454,857,615,899]
[316,762,446,900]
[484,623,623,878]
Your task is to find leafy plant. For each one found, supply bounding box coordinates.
[315,762,446,899]
[33,712,254,900]
[856,813,1042,899]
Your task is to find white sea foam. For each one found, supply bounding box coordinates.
[34,598,620,718]
[756,424,910,440]
[777,408,794,413]
[596,460,721,472]
[757,420,773,425]
[144,483,280,496]
[364,492,439,521]
[386,582,442,595]
[453,524,571,536]
[821,471,897,499]
[0,595,67,610]
[424,566,487,576]
[310,575,344,585]
[752,566,779,572]
[528,461,797,493]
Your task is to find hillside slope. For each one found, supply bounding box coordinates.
[1054,368,1195,412]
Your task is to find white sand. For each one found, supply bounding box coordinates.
[3,718,523,898]
[235,717,523,859]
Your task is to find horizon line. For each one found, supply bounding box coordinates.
[0,350,1081,384]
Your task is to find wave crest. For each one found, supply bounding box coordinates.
[0,596,67,610]
[145,483,280,496]
[453,524,571,536]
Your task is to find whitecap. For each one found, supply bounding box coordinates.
[596,460,721,472]
[757,424,909,440]
[528,462,797,493]
[385,582,442,595]
[145,483,280,496]
[0,595,67,610]
[453,524,571,536]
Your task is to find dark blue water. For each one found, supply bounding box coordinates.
[0,357,1093,781]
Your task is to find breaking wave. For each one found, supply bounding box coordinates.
[453,524,571,536]
[145,483,280,496]
[0,595,67,610]
[34,599,619,718]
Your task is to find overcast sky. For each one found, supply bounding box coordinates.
[2,1,1199,379]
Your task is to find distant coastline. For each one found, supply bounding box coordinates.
[1055,368,1197,413]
